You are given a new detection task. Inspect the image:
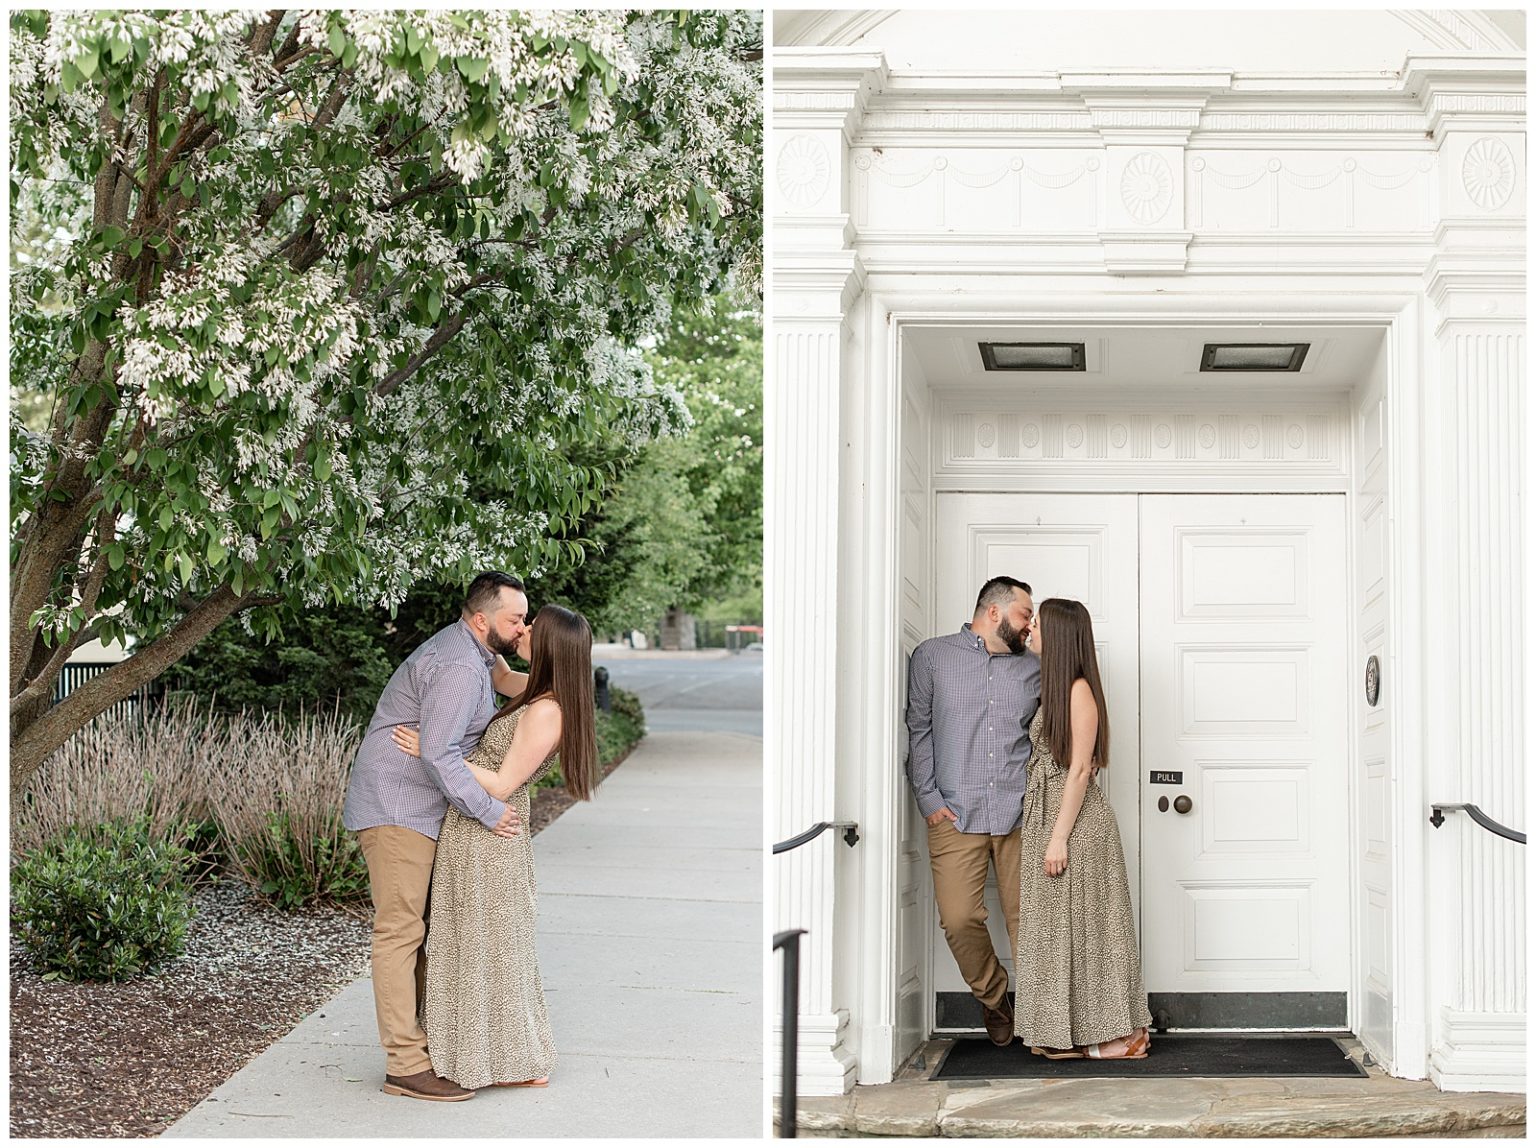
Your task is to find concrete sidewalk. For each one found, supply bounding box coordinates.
[167,730,764,1139]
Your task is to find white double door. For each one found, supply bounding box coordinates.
[929,492,1349,1025]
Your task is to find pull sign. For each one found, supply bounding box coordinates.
[1149,770,1183,785]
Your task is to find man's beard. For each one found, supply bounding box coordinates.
[486,630,521,658]
[995,616,1027,655]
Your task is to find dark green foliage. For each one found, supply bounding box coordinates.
[224,811,370,909]
[596,688,647,767]
[539,300,763,635]
[172,605,397,724]
[11,818,197,981]
[228,811,370,911]
[608,687,647,731]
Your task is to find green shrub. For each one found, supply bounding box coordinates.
[11,818,197,982]
[608,686,647,731]
[225,811,371,911]
[596,691,646,768]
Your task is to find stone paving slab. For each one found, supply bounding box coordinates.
[780,1038,1526,1139]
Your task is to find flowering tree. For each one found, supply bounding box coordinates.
[8,8,761,792]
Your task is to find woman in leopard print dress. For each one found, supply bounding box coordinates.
[393,604,600,1090]
[1013,598,1152,1060]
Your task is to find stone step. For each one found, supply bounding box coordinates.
[776,1039,1525,1138]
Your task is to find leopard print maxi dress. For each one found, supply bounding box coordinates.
[1014,707,1153,1050]
[423,705,560,1088]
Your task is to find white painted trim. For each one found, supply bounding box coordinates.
[1429,1009,1529,1093]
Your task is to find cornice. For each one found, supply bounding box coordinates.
[772,49,890,137]
[803,57,1524,144]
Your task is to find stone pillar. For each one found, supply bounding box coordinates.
[769,50,883,1098]
[1415,59,1526,1092]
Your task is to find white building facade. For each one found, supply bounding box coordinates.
[768,10,1525,1096]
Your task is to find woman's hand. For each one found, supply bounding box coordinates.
[1044,836,1069,878]
[392,725,422,758]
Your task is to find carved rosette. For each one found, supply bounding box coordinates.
[1461,137,1515,211]
[1120,152,1173,225]
[777,135,833,209]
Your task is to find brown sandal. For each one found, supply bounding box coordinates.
[1084,1029,1149,1060]
[1030,1045,1086,1059]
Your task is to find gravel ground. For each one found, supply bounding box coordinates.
[9,742,639,1139]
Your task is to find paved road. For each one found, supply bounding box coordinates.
[595,648,763,737]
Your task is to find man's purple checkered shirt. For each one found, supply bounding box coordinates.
[905,623,1041,836]
[343,619,508,839]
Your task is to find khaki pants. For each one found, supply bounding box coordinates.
[927,818,1021,1010]
[358,825,436,1077]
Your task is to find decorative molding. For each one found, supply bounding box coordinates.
[1428,1010,1528,1093]
[1428,93,1526,117]
[863,108,1094,133]
[1120,152,1174,224]
[1091,106,1204,131]
[1188,154,1433,231]
[778,135,834,208]
[933,397,1345,476]
[1100,230,1193,274]
[775,90,865,114]
[1199,111,1426,133]
[1460,137,1516,210]
[1392,10,1520,52]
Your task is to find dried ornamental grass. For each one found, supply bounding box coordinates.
[11,697,221,855]
[203,708,369,908]
[14,700,367,908]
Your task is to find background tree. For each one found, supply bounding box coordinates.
[9,9,761,793]
[538,299,762,635]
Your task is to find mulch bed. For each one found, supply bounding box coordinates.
[9,741,641,1139]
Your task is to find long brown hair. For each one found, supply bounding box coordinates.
[1036,598,1110,771]
[496,604,600,801]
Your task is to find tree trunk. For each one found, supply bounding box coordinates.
[9,585,269,799]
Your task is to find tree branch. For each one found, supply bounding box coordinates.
[249,10,285,57]
[10,586,280,795]
[10,510,118,719]
[372,315,469,398]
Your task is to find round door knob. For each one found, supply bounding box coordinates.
[1173,794,1193,815]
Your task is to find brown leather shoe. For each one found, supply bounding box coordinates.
[382,1069,474,1102]
[982,998,1015,1046]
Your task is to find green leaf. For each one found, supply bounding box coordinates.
[456,56,489,84]
[207,539,226,565]
[328,24,345,57]
[315,455,332,482]
[426,289,441,322]
[75,49,98,79]
[100,225,126,248]
[419,44,438,72]
[107,545,125,572]
[178,554,194,583]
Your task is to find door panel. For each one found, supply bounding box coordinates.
[1139,495,1349,1016]
[931,494,1139,1022]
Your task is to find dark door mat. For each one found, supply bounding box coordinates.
[935,1034,1366,1079]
